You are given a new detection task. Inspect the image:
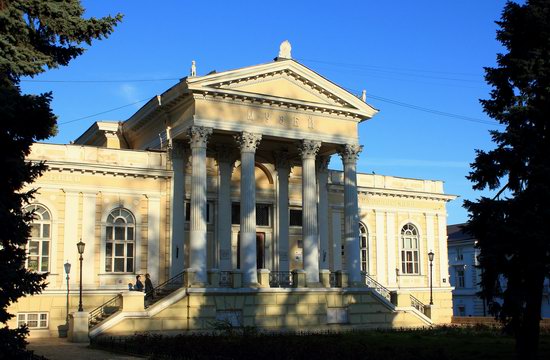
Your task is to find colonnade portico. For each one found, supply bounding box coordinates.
[172,124,364,287]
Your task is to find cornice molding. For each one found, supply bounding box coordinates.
[32,161,172,180]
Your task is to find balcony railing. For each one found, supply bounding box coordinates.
[362,272,391,302]
[269,271,293,288]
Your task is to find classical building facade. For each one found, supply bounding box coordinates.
[11,43,456,338]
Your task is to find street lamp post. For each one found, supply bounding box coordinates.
[76,240,85,312]
[428,250,434,305]
[64,261,71,323]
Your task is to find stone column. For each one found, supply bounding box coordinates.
[339,144,363,285]
[216,146,235,271]
[188,126,212,284]
[169,140,187,277]
[317,155,330,271]
[300,139,321,285]
[274,151,291,272]
[235,132,262,286]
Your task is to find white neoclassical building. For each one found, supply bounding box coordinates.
[11,42,456,338]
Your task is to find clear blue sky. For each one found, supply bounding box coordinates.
[20,0,512,225]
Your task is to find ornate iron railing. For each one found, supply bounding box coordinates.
[269,271,293,288]
[88,271,187,328]
[88,294,122,328]
[329,272,337,287]
[145,271,185,308]
[410,294,427,315]
[219,271,232,288]
[362,272,391,302]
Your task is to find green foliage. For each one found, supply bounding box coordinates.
[90,327,550,360]
[0,0,121,356]
[464,0,550,358]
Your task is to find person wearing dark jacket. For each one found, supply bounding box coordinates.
[134,274,144,292]
[145,273,154,306]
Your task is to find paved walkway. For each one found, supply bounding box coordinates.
[28,337,142,360]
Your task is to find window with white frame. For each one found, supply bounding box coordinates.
[17,312,48,329]
[400,223,419,274]
[359,223,369,273]
[25,204,51,272]
[105,208,135,273]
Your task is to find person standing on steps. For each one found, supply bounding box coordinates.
[144,273,154,306]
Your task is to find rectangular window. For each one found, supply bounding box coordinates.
[401,250,419,275]
[231,203,272,226]
[231,203,240,225]
[26,240,49,272]
[456,269,465,288]
[185,202,212,223]
[289,209,302,227]
[456,247,464,261]
[256,204,270,226]
[17,312,48,329]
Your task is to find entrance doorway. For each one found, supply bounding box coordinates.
[237,232,265,269]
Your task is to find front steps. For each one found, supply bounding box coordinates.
[88,287,439,338]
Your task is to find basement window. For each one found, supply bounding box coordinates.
[17,312,48,329]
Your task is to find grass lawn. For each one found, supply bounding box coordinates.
[91,326,550,360]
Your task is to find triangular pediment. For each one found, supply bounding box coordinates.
[221,73,339,106]
[186,59,378,119]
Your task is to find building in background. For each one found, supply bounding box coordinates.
[447,223,550,318]
[12,42,457,338]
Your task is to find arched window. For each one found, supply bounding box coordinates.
[400,223,419,274]
[359,223,369,273]
[25,204,51,272]
[105,208,135,273]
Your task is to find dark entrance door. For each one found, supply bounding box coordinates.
[237,232,265,269]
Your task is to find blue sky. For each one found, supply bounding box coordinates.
[20,0,511,225]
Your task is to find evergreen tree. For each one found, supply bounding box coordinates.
[464,1,550,359]
[0,1,121,356]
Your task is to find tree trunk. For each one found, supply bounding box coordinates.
[516,271,544,360]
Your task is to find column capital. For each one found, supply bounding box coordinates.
[171,140,188,159]
[235,132,262,153]
[187,126,212,148]
[299,139,321,159]
[316,155,330,173]
[339,144,363,164]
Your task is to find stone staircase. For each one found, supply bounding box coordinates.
[88,271,186,330]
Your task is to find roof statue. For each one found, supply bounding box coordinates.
[278,40,292,59]
[361,90,366,102]
[190,60,196,77]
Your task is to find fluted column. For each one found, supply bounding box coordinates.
[188,126,212,284]
[169,140,187,278]
[216,145,235,271]
[274,151,291,272]
[235,132,262,285]
[317,155,330,270]
[300,140,321,285]
[339,144,363,284]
